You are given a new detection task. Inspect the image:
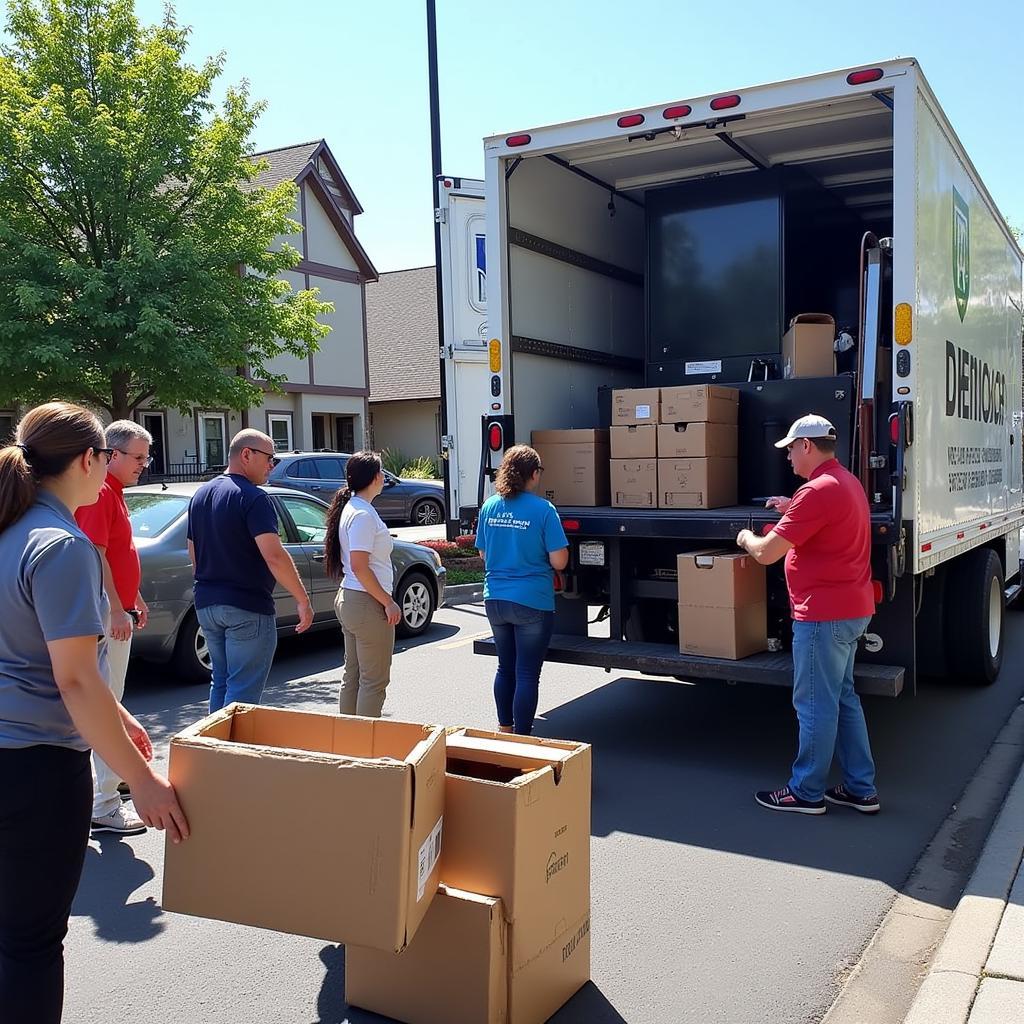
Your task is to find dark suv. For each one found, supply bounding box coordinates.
[267,452,446,526]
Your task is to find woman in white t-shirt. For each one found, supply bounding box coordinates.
[323,452,400,717]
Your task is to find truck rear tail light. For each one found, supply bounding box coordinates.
[871,580,884,604]
[488,424,504,451]
[847,68,884,85]
[505,134,532,148]
[894,303,913,345]
[710,94,741,111]
[663,104,692,119]
[889,416,900,445]
[617,113,645,128]
[561,519,581,532]
[553,572,564,592]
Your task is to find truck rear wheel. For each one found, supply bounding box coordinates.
[944,548,1003,686]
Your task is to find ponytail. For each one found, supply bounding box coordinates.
[322,451,384,579]
[0,403,104,534]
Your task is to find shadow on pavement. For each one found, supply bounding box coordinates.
[312,944,625,1024]
[71,836,165,943]
[535,663,1024,909]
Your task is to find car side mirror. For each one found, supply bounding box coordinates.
[384,475,398,488]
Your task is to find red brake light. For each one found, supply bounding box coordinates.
[553,573,564,592]
[663,104,692,119]
[889,416,900,445]
[710,94,741,111]
[488,424,503,451]
[617,113,645,129]
[872,580,884,605]
[847,68,884,85]
[442,178,452,188]
[505,134,531,148]
[561,519,580,532]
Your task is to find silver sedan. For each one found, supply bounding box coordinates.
[124,482,446,682]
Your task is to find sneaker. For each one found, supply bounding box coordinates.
[825,784,881,814]
[91,803,147,835]
[755,785,826,815]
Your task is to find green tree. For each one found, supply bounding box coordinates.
[0,0,331,419]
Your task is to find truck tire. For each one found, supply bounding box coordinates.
[944,548,1004,686]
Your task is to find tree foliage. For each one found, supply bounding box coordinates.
[0,0,331,418]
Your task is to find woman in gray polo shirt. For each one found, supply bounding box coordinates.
[0,402,189,1024]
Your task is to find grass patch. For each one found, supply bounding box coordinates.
[446,569,484,586]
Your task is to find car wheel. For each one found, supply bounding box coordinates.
[411,498,444,527]
[395,572,436,638]
[173,610,213,685]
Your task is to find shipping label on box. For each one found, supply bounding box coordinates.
[610,424,657,459]
[346,886,509,1024]
[610,459,657,507]
[612,387,660,425]
[659,385,738,425]
[441,730,591,973]
[782,313,836,379]
[657,457,737,509]
[656,422,738,459]
[162,704,446,952]
[532,442,609,506]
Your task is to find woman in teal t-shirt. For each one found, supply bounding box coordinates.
[475,445,569,734]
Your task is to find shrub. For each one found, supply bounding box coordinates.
[380,448,441,480]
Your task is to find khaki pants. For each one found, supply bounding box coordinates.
[335,587,395,718]
[93,631,132,818]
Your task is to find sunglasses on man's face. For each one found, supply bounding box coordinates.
[245,446,280,467]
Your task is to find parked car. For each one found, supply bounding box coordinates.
[267,452,446,526]
[124,482,446,683]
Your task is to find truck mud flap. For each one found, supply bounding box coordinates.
[473,634,904,698]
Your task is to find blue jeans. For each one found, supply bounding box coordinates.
[197,604,278,713]
[789,616,876,802]
[486,600,555,735]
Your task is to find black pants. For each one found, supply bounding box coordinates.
[0,744,92,1024]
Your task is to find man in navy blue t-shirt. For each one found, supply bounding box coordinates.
[187,429,313,711]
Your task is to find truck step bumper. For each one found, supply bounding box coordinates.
[473,634,905,697]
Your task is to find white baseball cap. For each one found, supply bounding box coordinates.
[774,414,838,449]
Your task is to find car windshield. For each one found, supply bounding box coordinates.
[123,493,189,538]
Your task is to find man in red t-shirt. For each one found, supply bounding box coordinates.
[75,420,153,835]
[736,414,879,816]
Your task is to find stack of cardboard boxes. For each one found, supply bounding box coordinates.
[162,705,591,1024]
[608,385,740,509]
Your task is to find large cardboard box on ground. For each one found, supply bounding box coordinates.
[347,730,592,1024]
[677,551,768,659]
[162,704,445,951]
[660,384,739,425]
[531,429,609,506]
[782,313,836,379]
[610,424,657,459]
[658,457,737,509]
[612,387,660,425]
[657,421,738,459]
[610,458,657,507]
[345,886,508,1024]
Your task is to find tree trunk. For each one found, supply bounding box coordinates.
[110,372,131,421]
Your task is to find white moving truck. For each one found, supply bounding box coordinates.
[446,59,1024,693]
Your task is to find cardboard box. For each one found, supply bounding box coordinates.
[610,459,657,508]
[782,313,836,379]
[346,887,591,1024]
[610,424,657,459]
[677,551,768,659]
[660,385,738,425]
[161,704,445,952]
[531,439,609,506]
[657,422,738,459]
[345,886,508,1024]
[441,730,591,975]
[612,387,660,425]
[658,458,737,509]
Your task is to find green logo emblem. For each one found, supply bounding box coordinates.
[953,186,970,322]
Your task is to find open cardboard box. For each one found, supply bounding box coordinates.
[161,703,445,952]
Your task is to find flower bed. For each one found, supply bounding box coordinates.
[417,536,484,584]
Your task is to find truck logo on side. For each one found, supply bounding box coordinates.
[953,187,970,322]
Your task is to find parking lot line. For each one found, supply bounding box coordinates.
[436,629,493,651]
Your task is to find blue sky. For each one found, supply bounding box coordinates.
[65,2,1024,269]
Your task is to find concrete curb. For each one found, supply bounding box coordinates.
[442,583,484,607]
[902,709,1024,1024]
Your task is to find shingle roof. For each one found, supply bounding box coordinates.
[364,266,440,403]
[245,141,323,191]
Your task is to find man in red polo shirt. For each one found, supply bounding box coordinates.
[736,414,879,816]
[76,420,153,835]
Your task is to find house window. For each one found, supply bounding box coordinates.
[267,413,293,452]
[198,413,227,467]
